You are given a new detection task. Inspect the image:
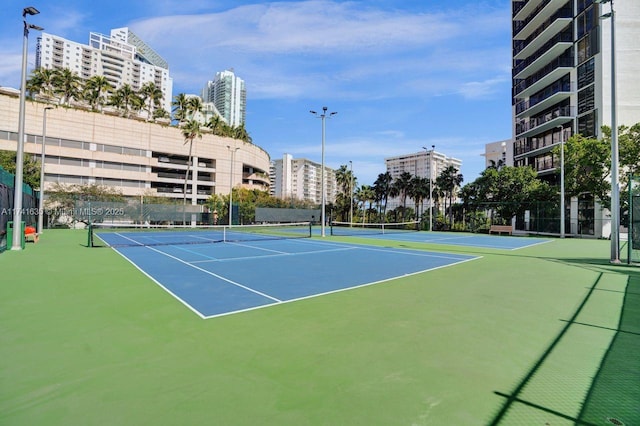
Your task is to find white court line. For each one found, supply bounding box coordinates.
[201,254,481,320]
[509,239,554,251]
[190,246,358,264]
[144,245,282,303]
[108,236,481,320]
[286,237,478,261]
[226,241,290,254]
[107,247,208,319]
[167,244,220,260]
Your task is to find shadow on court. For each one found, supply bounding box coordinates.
[488,265,640,425]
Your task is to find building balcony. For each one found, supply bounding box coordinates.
[513,0,534,20]
[514,24,572,63]
[515,105,574,137]
[515,81,573,117]
[513,55,573,97]
[514,0,570,40]
[514,43,573,82]
[102,70,121,79]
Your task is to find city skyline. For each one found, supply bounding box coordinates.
[0,0,513,186]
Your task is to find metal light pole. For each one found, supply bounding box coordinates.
[227,145,239,226]
[12,7,43,250]
[557,125,565,238]
[310,107,337,237]
[349,160,353,225]
[594,0,619,260]
[423,145,435,231]
[37,106,53,235]
[595,0,620,262]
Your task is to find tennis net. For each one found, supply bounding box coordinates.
[330,220,420,236]
[88,222,312,248]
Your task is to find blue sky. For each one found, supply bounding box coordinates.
[0,0,513,186]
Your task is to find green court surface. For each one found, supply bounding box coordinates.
[1,230,638,425]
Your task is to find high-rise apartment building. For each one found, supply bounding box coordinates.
[270,154,337,204]
[385,150,461,183]
[511,0,639,178]
[36,27,173,113]
[511,0,640,237]
[201,70,246,127]
[385,150,462,210]
[483,139,513,170]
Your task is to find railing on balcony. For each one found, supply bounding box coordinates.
[513,26,573,71]
[513,0,529,18]
[514,3,572,46]
[515,105,574,135]
[513,54,573,95]
[515,79,573,115]
[513,0,552,36]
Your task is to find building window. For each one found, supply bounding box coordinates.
[578,85,595,115]
[577,27,600,65]
[577,57,595,89]
[578,110,597,138]
[577,0,593,14]
[577,6,596,39]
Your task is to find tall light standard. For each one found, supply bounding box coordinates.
[423,145,435,231]
[12,6,43,250]
[227,145,239,226]
[37,106,53,235]
[557,125,566,239]
[349,160,353,225]
[310,107,337,237]
[595,0,620,262]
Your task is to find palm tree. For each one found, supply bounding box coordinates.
[391,171,413,221]
[186,96,203,122]
[107,89,125,113]
[335,164,356,221]
[436,166,464,227]
[409,176,430,222]
[355,184,375,223]
[153,108,171,121]
[181,119,203,210]
[172,93,190,125]
[373,172,393,222]
[231,124,252,143]
[139,81,163,120]
[83,75,112,111]
[488,159,506,170]
[53,68,82,106]
[109,84,140,117]
[335,165,350,194]
[26,67,57,101]
[206,115,226,136]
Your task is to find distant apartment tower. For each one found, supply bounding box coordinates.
[483,139,513,169]
[270,154,337,204]
[385,150,462,210]
[36,27,173,113]
[511,0,640,179]
[202,70,246,127]
[385,150,461,183]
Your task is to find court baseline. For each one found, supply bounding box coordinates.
[111,238,479,319]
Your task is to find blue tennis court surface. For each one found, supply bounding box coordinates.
[109,238,478,319]
[329,229,552,250]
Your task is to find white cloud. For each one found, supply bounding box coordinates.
[132,2,458,55]
[123,0,511,100]
[457,76,511,99]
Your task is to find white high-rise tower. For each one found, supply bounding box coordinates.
[202,69,246,127]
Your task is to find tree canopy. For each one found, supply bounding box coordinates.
[0,150,41,189]
[461,166,555,223]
